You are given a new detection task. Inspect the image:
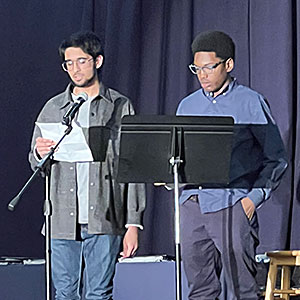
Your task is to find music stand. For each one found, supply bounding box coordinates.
[117,115,234,300]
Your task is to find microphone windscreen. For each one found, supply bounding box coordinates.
[73,92,88,103]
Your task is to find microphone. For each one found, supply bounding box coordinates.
[62,92,88,126]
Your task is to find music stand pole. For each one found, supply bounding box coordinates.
[170,156,183,300]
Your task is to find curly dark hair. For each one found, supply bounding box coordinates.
[191,30,235,61]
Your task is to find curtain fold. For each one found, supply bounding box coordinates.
[0,0,299,257]
[290,0,300,250]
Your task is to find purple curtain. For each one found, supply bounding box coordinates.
[0,0,298,257]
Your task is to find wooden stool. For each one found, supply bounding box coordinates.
[265,250,300,300]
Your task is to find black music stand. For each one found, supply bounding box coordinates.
[117,115,234,300]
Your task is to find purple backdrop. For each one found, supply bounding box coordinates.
[0,0,298,258]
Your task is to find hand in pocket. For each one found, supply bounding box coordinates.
[241,197,255,220]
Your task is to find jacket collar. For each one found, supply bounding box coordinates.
[59,82,112,110]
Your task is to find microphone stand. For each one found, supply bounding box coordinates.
[8,124,73,300]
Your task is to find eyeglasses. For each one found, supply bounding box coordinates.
[189,60,225,75]
[62,57,94,72]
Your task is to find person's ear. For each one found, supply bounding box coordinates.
[95,55,104,69]
[225,58,234,73]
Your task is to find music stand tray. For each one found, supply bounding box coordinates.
[117,115,234,185]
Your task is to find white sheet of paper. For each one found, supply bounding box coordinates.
[36,122,93,162]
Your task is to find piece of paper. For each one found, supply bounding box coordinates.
[36,122,93,162]
[118,255,174,263]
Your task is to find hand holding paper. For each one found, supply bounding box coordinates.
[36,122,93,162]
[35,137,56,158]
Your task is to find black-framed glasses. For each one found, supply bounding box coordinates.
[62,57,94,72]
[188,60,225,75]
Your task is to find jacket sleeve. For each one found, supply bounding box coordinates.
[126,183,146,226]
[247,99,288,207]
[28,120,42,170]
[28,104,52,176]
[120,98,146,227]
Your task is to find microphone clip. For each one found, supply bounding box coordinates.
[61,92,88,126]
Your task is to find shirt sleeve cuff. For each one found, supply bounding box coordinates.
[125,224,143,230]
[247,189,265,207]
[33,145,42,161]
